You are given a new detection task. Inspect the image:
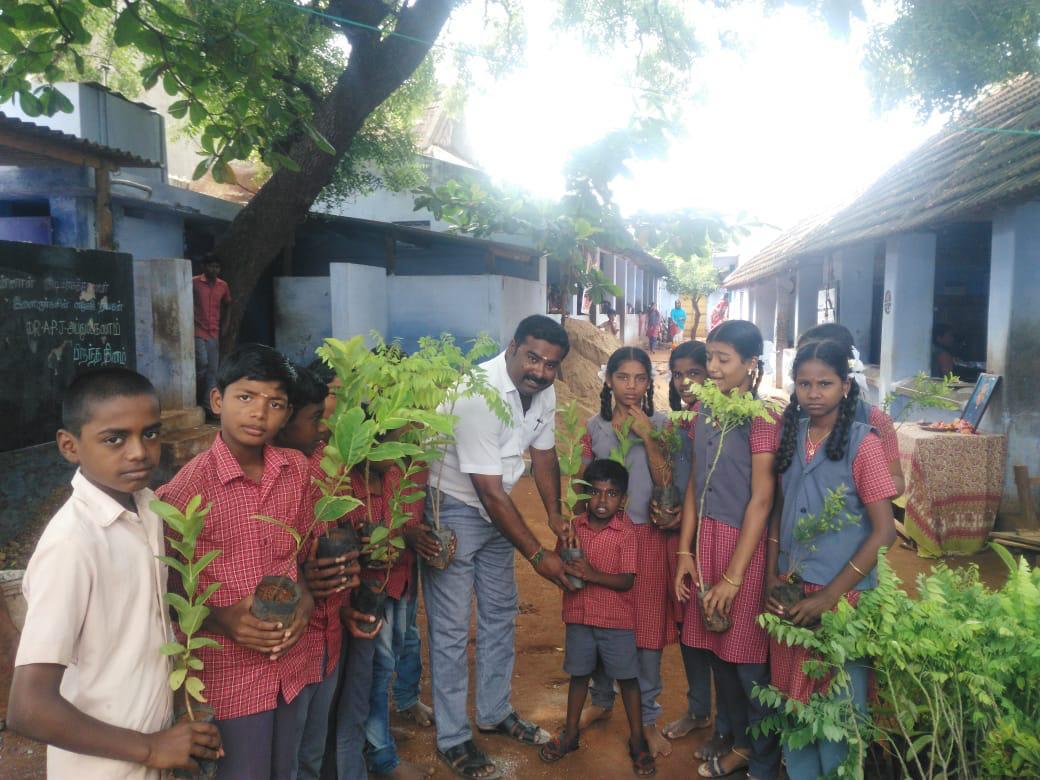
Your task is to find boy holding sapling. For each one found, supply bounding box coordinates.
[9,368,222,778]
[539,459,656,776]
[276,363,362,780]
[158,344,316,779]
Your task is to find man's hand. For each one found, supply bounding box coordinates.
[143,720,223,770]
[303,544,360,598]
[547,511,572,543]
[404,525,443,561]
[533,549,576,591]
[207,597,285,654]
[342,606,383,638]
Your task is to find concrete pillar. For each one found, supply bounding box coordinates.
[880,232,936,397]
[835,243,876,359]
[988,201,1040,507]
[754,280,777,341]
[330,262,387,346]
[274,277,331,365]
[795,259,823,338]
[134,257,195,411]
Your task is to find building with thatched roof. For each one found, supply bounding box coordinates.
[722,74,1040,502]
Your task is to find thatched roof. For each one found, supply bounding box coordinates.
[726,74,1040,287]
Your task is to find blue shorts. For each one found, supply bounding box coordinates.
[563,624,639,680]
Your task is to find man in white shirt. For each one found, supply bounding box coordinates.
[424,314,573,779]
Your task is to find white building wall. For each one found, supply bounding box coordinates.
[330,263,388,346]
[880,233,936,398]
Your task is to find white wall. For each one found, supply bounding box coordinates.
[115,206,184,259]
[834,244,875,359]
[330,263,388,346]
[880,233,936,397]
[500,258,548,346]
[274,277,332,365]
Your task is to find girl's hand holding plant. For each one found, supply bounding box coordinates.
[622,404,655,441]
[650,499,681,530]
[764,572,786,617]
[303,543,361,598]
[674,554,699,603]
[786,588,840,627]
[701,578,740,622]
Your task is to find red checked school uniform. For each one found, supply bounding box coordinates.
[343,466,424,596]
[582,414,677,649]
[157,435,314,721]
[770,422,896,703]
[681,402,779,665]
[560,512,638,630]
[293,444,345,683]
[869,405,900,473]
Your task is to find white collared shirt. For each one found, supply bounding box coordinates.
[17,470,173,779]
[432,350,556,519]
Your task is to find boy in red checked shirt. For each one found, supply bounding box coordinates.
[158,344,316,780]
[275,364,362,779]
[539,459,656,778]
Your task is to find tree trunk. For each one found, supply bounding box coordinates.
[691,298,702,339]
[215,0,457,353]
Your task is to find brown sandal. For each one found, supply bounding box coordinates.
[538,731,580,763]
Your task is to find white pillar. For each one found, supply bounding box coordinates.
[134,257,195,411]
[330,262,387,346]
[989,201,1040,507]
[880,233,936,397]
[835,243,876,359]
[795,259,823,338]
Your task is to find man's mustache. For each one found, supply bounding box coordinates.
[523,374,549,387]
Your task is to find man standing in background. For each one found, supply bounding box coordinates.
[192,253,231,417]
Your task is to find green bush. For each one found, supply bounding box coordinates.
[755,546,1040,779]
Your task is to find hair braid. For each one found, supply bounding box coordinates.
[774,392,801,474]
[645,383,655,416]
[751,359,764,396]
[669,382,681,412]
[826,378,860,461]
[599,383,613,422]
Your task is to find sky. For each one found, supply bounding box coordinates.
[448,1,946,257]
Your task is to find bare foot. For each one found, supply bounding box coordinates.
[578,703,612,730]
[400,700,434,727]
[646,726,672,758]
[378,759,434,779]
[662,713,712,740]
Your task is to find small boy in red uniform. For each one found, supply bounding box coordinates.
[158,344,315,779]
[539,459,655,777]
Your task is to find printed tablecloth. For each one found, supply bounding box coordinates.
[897,423,1006,557]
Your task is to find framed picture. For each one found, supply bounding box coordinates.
[959,373,1001,430]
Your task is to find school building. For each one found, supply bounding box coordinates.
[722,74,1040,506]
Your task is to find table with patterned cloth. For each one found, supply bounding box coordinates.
[897,423,1007,558]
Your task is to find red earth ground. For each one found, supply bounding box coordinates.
[0,474,1009,779]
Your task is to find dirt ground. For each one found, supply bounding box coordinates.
[0,346,1013,778]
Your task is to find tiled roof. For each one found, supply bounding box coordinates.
[725,74,1040,287]
[0,111,161,168]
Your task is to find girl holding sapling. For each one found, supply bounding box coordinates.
[673,321,780,780]
[579,346,675,759]
[659,341,716,743]
[766,339,897,779]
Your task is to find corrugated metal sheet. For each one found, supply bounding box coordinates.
[0,111,161,168]
[726,74,1040,287]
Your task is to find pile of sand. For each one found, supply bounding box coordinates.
[555,318,620,415]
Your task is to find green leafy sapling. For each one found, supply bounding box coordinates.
[608,416,637,466]
[882,371,961,427]
[151,496,222,723]
[557,401,592,546]
[649,417,685,515]
[771,485,858,611]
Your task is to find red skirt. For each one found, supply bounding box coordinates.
[681,516,768,664]
[769,583,863,704]
[633,523,677,650]
[664,530,684,625]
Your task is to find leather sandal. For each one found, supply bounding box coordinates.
[477,711,550,745]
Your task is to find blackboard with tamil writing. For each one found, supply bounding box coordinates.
[0,240,135,451]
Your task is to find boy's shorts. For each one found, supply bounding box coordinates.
[563,624,638,680]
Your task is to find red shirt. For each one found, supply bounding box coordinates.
[157,435,314,720]
[560,512,638,631]
[343,466,425,600]
[295,445,344,683]
[192,274,230,339]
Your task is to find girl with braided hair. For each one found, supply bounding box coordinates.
[673,320,780,780]
[577,347,675,759]
[766,339,897,779]
[796,323,904,496]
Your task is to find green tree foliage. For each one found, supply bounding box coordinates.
[865,0,1040,116]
